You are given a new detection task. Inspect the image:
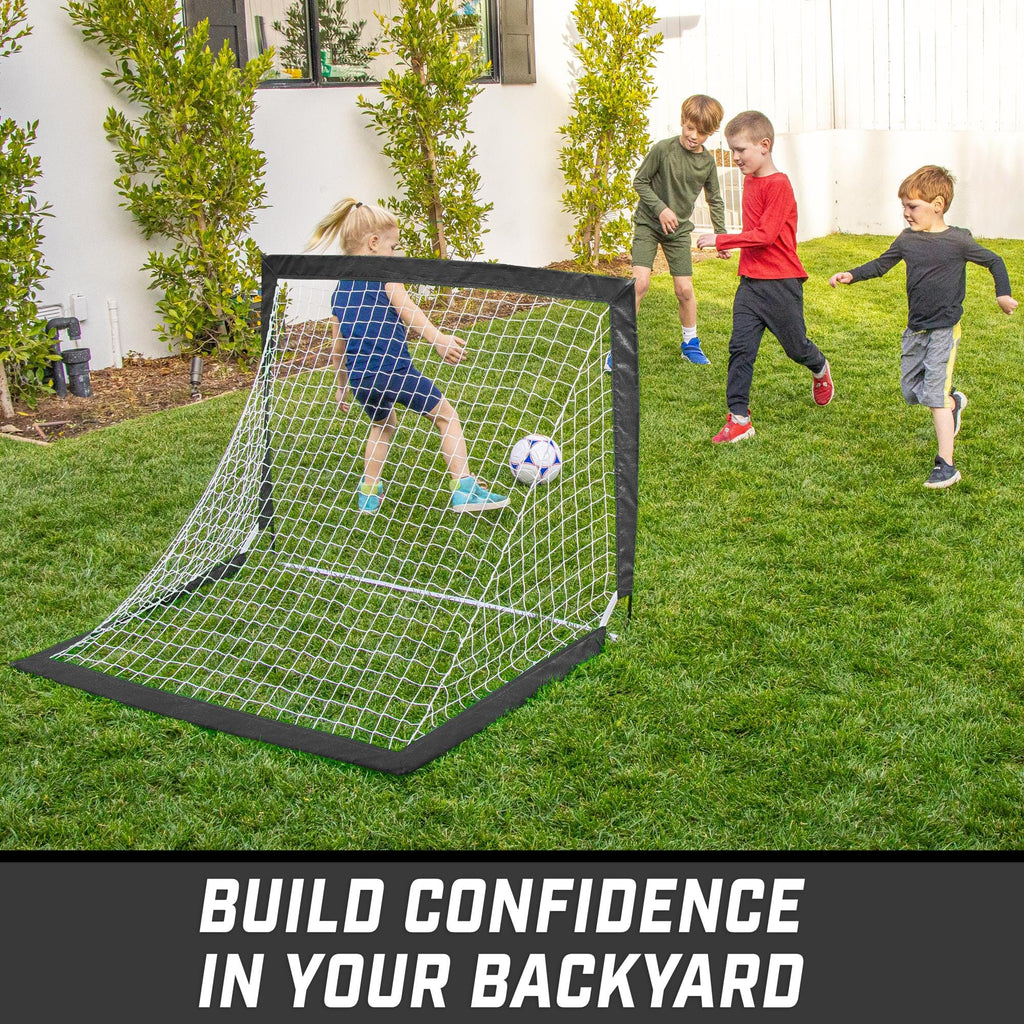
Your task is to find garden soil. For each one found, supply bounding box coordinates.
[1,249,711,444]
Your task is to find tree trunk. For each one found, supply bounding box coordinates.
[0,361,15,420]
[413,54,447,260]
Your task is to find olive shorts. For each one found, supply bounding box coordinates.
[631,219,694,277]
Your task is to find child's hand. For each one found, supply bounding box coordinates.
[335,387,350,412]
[434,333,466,365]
[829,272,853,287]
[659,208,680,233]
[717,248,732,260]
[695,233,716,250]
[997,295,1018,315]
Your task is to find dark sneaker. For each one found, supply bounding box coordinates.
[951,390,967,437]
[681,337,711,364]
[923,456,961,489]
[812,360,834,405]
[712,413,755,444]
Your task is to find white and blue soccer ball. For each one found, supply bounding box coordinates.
[509,434,562,485]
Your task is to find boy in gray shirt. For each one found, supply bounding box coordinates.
[830,165,1016,488]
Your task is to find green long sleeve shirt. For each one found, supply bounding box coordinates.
[633,136,727,236]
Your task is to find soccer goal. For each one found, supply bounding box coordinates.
[14,255,638,773]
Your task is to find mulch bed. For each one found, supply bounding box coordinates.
[1,250,712,444]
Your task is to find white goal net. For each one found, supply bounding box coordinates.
[16,256,638,772]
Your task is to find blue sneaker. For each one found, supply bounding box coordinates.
[604,351,613,374]
[357,477,383,513]
[681,337,710,364]
[450,476,509,512]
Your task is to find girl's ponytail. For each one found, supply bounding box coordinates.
[306,199,398,254]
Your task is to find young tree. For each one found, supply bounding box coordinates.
[559,0,662,268]
[0,0,51,416]
[274,0,376,81]
[67,0,274,361]
[358,0,491,260]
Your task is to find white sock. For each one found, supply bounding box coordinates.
[681,325,698,343]
[731,413,750,424]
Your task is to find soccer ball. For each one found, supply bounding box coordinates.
[509,434,562,485]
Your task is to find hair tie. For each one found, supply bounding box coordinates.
[355,201,364,208]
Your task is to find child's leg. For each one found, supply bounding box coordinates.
[758,279,827,374]
[631,265,653,311]
[423,397,470,482]
[931,405,955,464]
[726,279,767,415]
[672,275,696,328]
[630,223,658,312]
[364,411,398,487]
[919,325,960,466]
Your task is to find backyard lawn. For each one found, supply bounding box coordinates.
[2,232,1023,850]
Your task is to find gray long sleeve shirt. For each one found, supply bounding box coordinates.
[848,226,1012,330]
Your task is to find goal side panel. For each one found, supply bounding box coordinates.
[12,256,638,772]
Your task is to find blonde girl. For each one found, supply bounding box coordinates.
[308,198,507,513]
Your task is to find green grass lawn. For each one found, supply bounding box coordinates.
[2,233,1023,850]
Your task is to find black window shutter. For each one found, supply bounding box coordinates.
[184,0,249,68]
[498,0,536,84]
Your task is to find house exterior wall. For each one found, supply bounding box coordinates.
[5,0,1023,369]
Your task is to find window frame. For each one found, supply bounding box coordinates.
[188,0,504,90]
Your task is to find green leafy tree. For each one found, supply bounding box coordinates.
[0,0,51,416]
[66,0,274,361]
[274,0,376,81]
[358,0,491,260]
[559,0,662,268]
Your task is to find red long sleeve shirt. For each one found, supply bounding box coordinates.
[715,172,807,280]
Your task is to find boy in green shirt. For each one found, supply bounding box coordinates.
[629,93,730,366]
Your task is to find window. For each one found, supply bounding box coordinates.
[182,1,528,87]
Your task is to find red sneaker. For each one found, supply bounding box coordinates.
[813,360,834,406]
[712,413,755,444]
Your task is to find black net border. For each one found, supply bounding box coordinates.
[11,255,638,775]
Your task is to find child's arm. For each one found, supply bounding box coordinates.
[702,163,731,259]
[329,318,350,410]
[962,235,1017,314]
[633,147,678,233]
[829,238,905,287]
[696,176,795,253]
[385,282,466,365]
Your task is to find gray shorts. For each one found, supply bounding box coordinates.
[900,323,960,408]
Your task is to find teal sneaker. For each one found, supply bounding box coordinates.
[450,476,509,512]
[357,477,383,513]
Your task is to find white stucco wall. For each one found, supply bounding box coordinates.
[4,2,161,368]
[5,1,1024,370]
[251,3,577,266]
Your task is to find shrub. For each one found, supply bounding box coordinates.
[67,0,274,361]
[559,0,662,268]
[0,0,51,415]
[358,0,491,260]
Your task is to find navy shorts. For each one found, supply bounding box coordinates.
[349,362,443,423]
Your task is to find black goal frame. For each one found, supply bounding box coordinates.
[12,255,638,774]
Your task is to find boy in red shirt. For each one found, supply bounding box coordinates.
[697,110,833,443]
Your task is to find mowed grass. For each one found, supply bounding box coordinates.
[2,233,1023,850]
[46,291,618,751]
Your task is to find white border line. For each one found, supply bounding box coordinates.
[280,560,590,633]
